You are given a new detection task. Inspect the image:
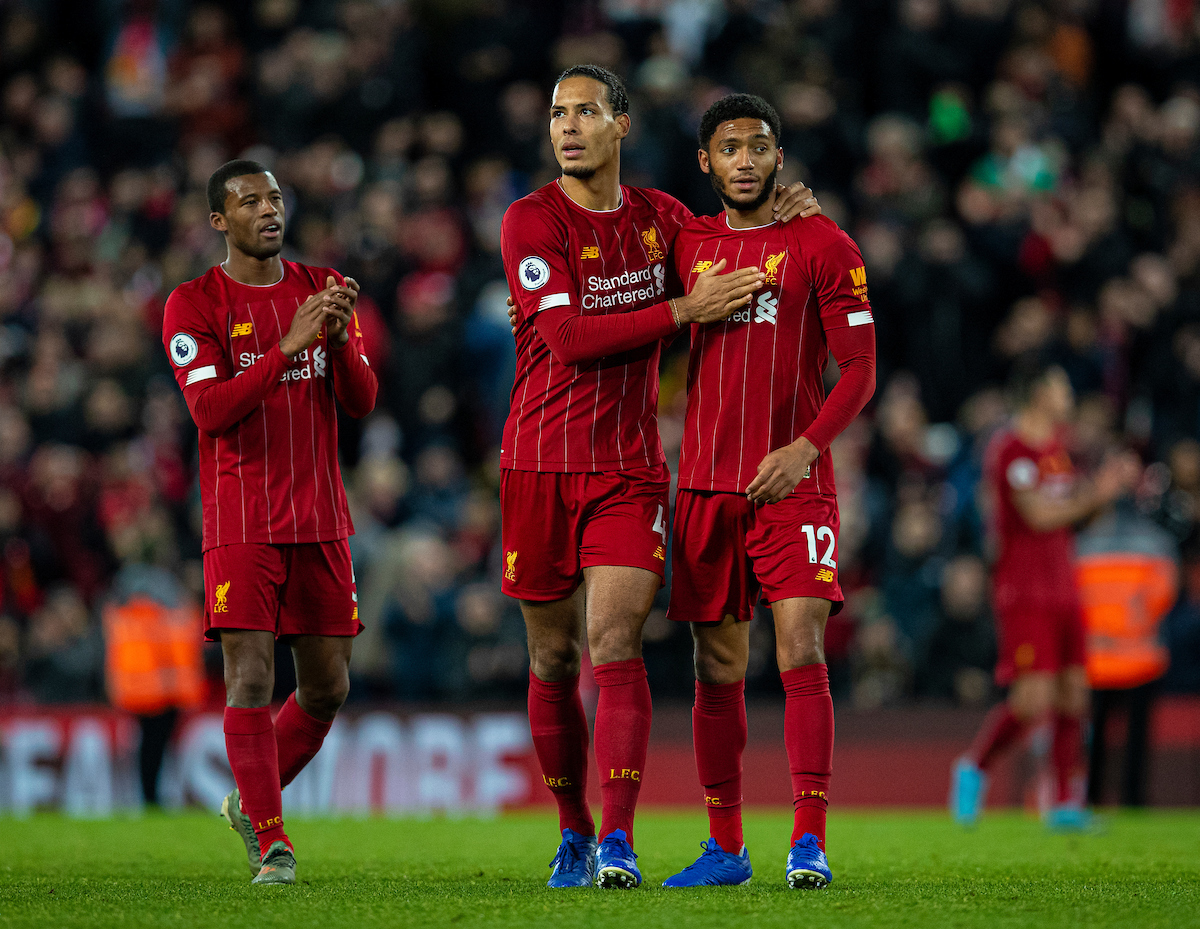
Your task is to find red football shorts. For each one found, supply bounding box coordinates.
[992,592,1087,685]
[500,465,670,601]
[668,489,844,624]
[202,540,363,641]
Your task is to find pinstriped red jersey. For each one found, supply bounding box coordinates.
[162,261,370,551]
[500,181,691,472]
[673,214,874,496]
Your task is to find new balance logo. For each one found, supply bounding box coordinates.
[815,568,834,583]
[754,291,778,325]
[692,260,713,273]
[653,546,665,561]
[580,246,600,260]
[231,322,253,337]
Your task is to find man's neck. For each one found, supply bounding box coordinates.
[1015,408,1056,447]
[223,250,284,286]
[560,160,623,212]
[724,189,777,229]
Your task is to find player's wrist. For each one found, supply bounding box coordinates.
[668,298,682,328]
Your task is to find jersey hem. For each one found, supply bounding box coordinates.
[500,454,667,474]
[202,529,352,553]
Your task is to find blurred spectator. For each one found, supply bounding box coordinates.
[24,584,104,703]
[0,0,1198,708]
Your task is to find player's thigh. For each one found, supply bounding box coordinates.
[1007,671,1057,720]
[500,469,584,601]
[578,465,671,583]
[278,540,362,638]
[747,494,844,612]
[668,490,757,625]
[1055,664,1090,717]
[203,543,287,640]
[582,565,660,663]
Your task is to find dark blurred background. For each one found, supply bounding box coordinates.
[2,0,1200,716]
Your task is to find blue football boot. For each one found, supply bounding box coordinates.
[950,756,989,827]
[546,828,598,888]
[785,833,832,889]
[662,839,753,887]
[595,829,641,888]
[1044,804,1099,834]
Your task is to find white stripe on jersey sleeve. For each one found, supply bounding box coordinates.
[185,364,218,385]
[847,310,874,327]
[537,292,571,313]
[360,354,370,366]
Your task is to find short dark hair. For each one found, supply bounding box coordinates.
[207,159,270,214]
[1008,355,1065,408]
[698,93,782,149]
[555,65,629,116]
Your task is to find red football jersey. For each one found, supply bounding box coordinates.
[162,260,376,551]
[500,180,692,472]
[985,428,1079,607]
[673,214,874,496]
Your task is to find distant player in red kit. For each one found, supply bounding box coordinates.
[500,67,821,888]
[951,362,1139,830]
[162,160,377,884]
[658,95,875,889]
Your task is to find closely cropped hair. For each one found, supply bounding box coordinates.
[555,65,629,116]
[698,93,783,149]
[207,159,270,214]
[1008,355,1064,408]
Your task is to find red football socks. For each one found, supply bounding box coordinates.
[968,704,1029,771]
[275,692,333,789]
[693,679,747,853]
[1052,713,1083,804]
[593,658,652,846]
[224,706,290,854]
[527,670,594,837]
[782,663,833,848]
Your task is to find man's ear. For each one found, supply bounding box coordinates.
[615,112,631,140]
[698,148,711,175]
[210,212,227,233]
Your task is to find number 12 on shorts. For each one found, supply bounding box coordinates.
[800,525,836,568]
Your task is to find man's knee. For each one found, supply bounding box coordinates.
[587,618,643,665]
[692,619,749,685]
[297,677,349,721]
[527,631,583,680]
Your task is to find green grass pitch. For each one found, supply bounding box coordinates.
[1,810,1198,929]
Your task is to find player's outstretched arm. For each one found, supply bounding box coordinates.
[323,275,378,418]
[529,260,765,365]
[1012,450,1141,532]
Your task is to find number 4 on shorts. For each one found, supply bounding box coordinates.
[652,505,667,543]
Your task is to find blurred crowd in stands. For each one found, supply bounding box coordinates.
[3,0,1200,711]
